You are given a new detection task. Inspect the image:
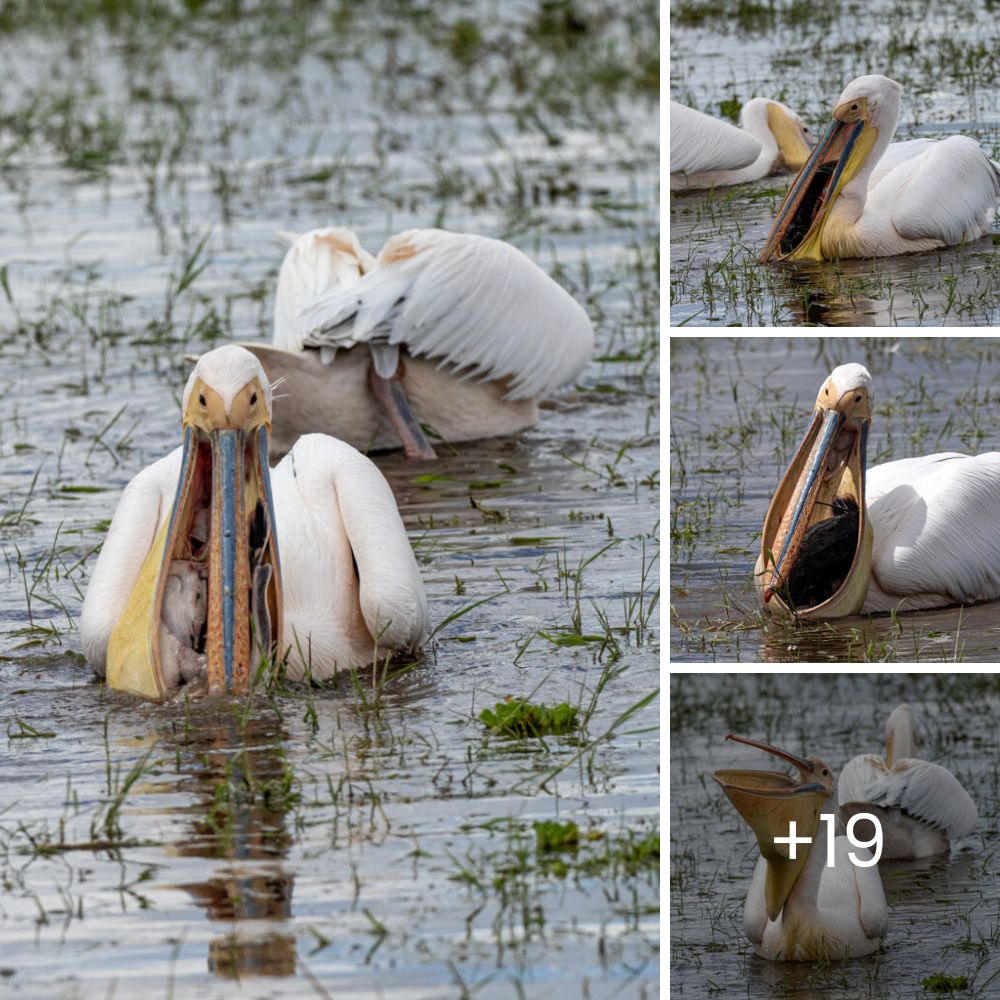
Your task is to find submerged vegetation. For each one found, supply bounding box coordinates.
[0,0,659,994]
[479,697,581,738]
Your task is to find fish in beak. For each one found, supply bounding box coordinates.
[759,95,879,262]
[755,366,874,618]
[106,353,283,699]
[714,734,834,921]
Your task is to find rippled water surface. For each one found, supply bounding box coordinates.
[669,0,1000,326]
[670,335,1000,662]
[670,673,1000,999]
[0,3,659,996]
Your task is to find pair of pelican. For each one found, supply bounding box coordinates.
[715,704,978,962]
[672,75,1000,258]
[80,229,594,698]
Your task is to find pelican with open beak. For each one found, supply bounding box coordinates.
[756,363,873,617]
[714,734,888,961]
[758,363,1000,618]
[759,74,1000,261]
[80,345,428,700]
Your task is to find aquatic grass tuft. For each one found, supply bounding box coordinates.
[920,973,970,992]
[479,697,580,739]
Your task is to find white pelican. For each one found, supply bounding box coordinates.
[756,363,1000,617]
[760,74,1000,261]
[714,734,888,961]
[839,704,978,860]
[670,98,813,190]
[233,227,593,460]
[80,345,428,700]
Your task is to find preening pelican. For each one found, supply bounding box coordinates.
[714,734,888,961]
[756,363,1000,617]
[839,704,978,859]
[80,345,428,700]
[760,75,1000,261]
[670,98,813,190]
[233,227,593,460]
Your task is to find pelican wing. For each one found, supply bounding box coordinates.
[297,228,594,400]
[273,228,375,353]
[860,758,978,842]
[866,453,1000,605]
[286,434,428,651]
[877,137,1000,245]
[743,855,768,944]
[834,840,889,940]
[670,101,761,174]
[79,450,180,674]
[867,139,936,189]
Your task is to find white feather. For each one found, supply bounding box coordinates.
[296,228,593,400]
[273,227,374,352]
[670,100,762,174]
[864,453,1000,609]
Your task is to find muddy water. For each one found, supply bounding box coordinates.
[670,336,1000,662]
[669,0,1000,326]
[0,4,659,996]
[670,673,1000,998]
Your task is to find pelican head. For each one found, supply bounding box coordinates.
[106,345,283,699]
[742,98,813,173]
[759,75,901,262]
[884,703,921,767]
[714,734,834,921]
[755,363,874,618]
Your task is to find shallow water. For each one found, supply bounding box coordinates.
[669,0,1000,326]
[0,3,659,995]
[670,673,1000,999]
[670,335,1000,662]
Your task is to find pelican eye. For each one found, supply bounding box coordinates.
[851,103,858,111]
[822,768,830,776]
[250,392,258,406]
[198,393,207,407]
[855,394,862,403]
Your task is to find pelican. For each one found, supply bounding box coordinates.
[756,363,1000,617]
[79,345,428,700]
[670,98,813,190]
[714,734,888,961]
[760,74,1000,261]
[232,227,594,461]
[839,704,978,860]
